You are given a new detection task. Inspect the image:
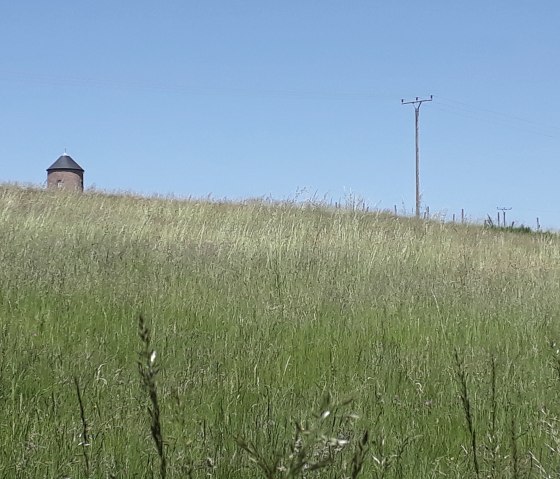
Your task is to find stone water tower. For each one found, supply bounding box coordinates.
[46,153,84,191]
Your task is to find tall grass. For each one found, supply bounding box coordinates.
[1,184,560,477]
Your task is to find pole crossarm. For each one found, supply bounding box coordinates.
[401,95,433,108]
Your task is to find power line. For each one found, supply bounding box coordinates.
[401,95,432,218]
[433,97,560,139]
[437,96,560,133]
[0,69,391,100]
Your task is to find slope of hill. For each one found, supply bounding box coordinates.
[1,184,560,478]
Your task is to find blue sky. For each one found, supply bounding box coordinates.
[1,1,559,229]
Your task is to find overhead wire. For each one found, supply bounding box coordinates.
[437,96,560,133]
[432,96,560,139]
[0,69,389,100]
[3,68,558,139]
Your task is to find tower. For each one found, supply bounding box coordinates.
[46,153,84,191]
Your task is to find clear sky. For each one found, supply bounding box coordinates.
[1,1,559,229]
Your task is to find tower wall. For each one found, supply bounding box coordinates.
[47,170,84,191]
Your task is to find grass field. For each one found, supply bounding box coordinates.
[1,184,560,478]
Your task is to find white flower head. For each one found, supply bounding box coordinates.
[150,350,157,366]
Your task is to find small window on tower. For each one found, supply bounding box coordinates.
[57,180,63,188]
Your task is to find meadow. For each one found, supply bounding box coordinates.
[1,184,560,478]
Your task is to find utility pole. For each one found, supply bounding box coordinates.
[401,95,433,218]
[497,207,512,227]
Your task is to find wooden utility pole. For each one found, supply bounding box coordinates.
[497,207,512,227]
[402,95,432,218]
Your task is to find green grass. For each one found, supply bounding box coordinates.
[1,184,560,478]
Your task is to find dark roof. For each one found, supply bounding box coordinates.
[47,154,84,172]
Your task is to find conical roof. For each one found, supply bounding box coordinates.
[47,153,84,172]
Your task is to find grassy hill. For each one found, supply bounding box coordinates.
[1,184,560,478]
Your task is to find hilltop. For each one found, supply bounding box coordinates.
[1,184,560,478]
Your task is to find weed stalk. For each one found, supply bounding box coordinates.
[350,430,369,479]
[73,376,91,477]
[454,349,480,478]
[138,314,166,479]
